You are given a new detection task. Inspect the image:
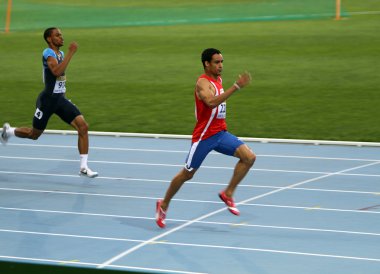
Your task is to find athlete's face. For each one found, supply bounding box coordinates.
[207,53,224,76]
[48,29,64,48]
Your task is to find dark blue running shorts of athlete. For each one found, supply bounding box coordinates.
[185,130,244,171]
[33,94,81,131]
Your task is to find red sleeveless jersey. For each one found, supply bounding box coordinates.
[192,74,227,143]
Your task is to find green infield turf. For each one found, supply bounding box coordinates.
[0,0,379,142]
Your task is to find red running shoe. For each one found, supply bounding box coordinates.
[219,191,240,216]
[156,200,167,228]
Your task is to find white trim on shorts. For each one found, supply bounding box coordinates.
[185,107,217,171]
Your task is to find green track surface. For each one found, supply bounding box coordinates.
[0,0,379,142]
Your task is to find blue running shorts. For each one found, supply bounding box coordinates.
[33,94,81,130]
[185,130,244,171]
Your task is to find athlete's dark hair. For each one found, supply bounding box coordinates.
[43,27,57,43]
[201,48,221,68]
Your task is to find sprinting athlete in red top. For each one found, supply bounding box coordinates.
[156,48,256,228]
[192,74,227,143]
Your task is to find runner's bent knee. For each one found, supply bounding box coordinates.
[246,151,256,166]
[181,168,196,181]
[29,129,42,140]
[236,145,256,166]
[77,121,88,135]
[73,116,88,135]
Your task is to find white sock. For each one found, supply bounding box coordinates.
[80,154,88,170]
[7,127,15,136]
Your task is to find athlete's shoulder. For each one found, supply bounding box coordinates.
[196,76,210,87]
[198,74,222,84]
[198,74,209,81]
[42,48,56,59]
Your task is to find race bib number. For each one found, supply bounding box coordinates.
[53,80,66,94]
[217,102,226,119]
[53,76,66,93]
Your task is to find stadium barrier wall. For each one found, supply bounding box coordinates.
[43,130,380,147]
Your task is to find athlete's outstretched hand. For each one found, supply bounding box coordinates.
[235,71,252,89]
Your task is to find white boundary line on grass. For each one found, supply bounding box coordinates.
[97,161,380,268]
[41,129,380,147]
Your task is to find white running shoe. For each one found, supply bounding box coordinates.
[79,167,98,178]
[1,123,10,145]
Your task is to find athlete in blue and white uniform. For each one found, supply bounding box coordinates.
[1,27,97,177]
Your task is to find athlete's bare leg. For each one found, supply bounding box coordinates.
[223,144,256,198]
[14,127,43,140]
[11,115,88,153]
[70,115,97,177]
[161,168,197,211]
[70,115,89,155]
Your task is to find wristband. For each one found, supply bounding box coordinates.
[233,82,241,90]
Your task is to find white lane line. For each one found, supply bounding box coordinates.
[5,143,380,162]
[1,156,380,176]
[97,161,380,268]
[1,183,380,202]
[1,211,380,236]
[0,229,142,243]
[259,155,379,162]
[138,241,380,263]
[340,173,380,178]
[234,162,380,207]
[0,169,377,179]
[246,203,380,214]
[1,230,380,264]
[1,229,380,264]
[7,143,190,153]
[1,202,379,219]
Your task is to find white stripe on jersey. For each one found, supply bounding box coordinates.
[198,107,216,142]
[186,105,216,170]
